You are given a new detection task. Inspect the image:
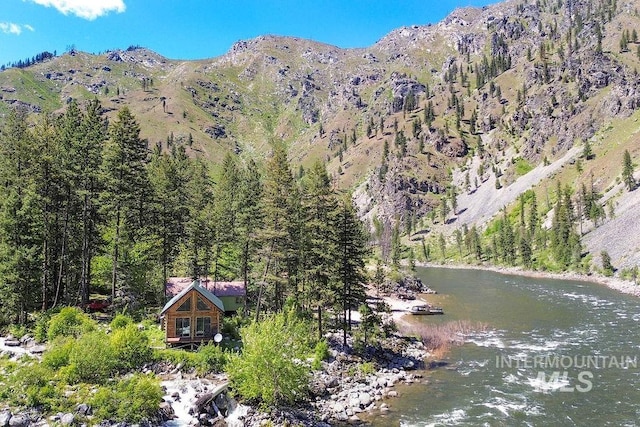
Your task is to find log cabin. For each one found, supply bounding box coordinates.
[160,280,225,348]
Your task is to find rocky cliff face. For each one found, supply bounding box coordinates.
[2,0,640,257]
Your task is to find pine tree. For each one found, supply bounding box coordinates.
[183,159,215,280]
[622,149,636,191]
[299,160,337,339]
[236,159,263,312]
[256,143,298,317]
[62,100,107,306]
[528,191,538,239]
[582,139,594,160]
[0,108,43,322]
[148,144,190,296]
[100,107,151,300]
[335,198,368,345]
[212,153,240,282]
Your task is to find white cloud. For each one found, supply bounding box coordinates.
[29,0,126,20]
[24,24,35,32]
[0,22,25,35]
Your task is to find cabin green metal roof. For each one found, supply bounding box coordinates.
[160,280,225,314]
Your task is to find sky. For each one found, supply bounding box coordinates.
[1,0,499,66]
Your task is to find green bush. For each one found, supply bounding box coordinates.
[311,340,330,370]
[42,336,74,369]
[33,309,58,342]
[67,331,115,383]
[197,343,227,373]
[110,324,152,371]
[110,313,133,330]
[47,307,96,341]
[221,316,244,340]
[7,363,64,411]
[8,323,28,339]
[153,348,201,369]
[226,310,311,406]
[91,373,163,423]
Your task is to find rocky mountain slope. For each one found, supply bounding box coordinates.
[1,0,640,272]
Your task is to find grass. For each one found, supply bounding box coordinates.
[514,157,534,176]
[400,320,489,358]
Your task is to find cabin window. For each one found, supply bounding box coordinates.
[176,318,190,337]
[177,296,191,312]
[196,317,211,337]
[196,296,210,311]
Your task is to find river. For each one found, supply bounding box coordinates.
[373,267,640,426]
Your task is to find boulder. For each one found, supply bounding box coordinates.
[75,404,91,416]
[359,392,372,407]
[0,411,11,427]
[60,413,75,425]
[7,414,28,427]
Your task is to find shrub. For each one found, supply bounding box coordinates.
[8,323,28,339]
[42,336,74,369]
[110,313,133,330]
[33,309,58,342]
[110,324,152,371]
[47,307,96,341]
[91,374,163,423]
[153,348,201,369]
[359,361,376,376]
[67,331,115,383]
[6,363,64,411]
[221,315,247,340]
[312,340,330,369]
[197,342,227,373]
[226,310,311,406]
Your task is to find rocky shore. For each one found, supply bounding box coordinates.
[163,331,430,427]
[0,276,436,427]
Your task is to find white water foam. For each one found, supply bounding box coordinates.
[466,330,506,348]
[562,292,615,308]
[419,408,468,426]
[503,373,521,384]
[526,374,571,392]
[162,379,200,426]
[481,396,526,417]
[225,403,251,427]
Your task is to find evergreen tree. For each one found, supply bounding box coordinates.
[0,108,43,322]
[147,145,190,296]
[622,149,636,191]
[212,153,240,282]
[236,159,263,312]
[299,160,337,338]
[256,143,298,317]
[528,191,539,239]
[582,139,594,160]
[100,107,151,300]
[335,198,368,345]
[181,159,214,281]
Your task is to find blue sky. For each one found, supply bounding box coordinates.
[1,0,498,66]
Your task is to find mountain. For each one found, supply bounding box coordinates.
[1,0,640,274]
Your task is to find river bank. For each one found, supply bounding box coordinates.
[369,266,640,426]
[418,261,640,297]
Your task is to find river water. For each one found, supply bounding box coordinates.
[373,267,640,426]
